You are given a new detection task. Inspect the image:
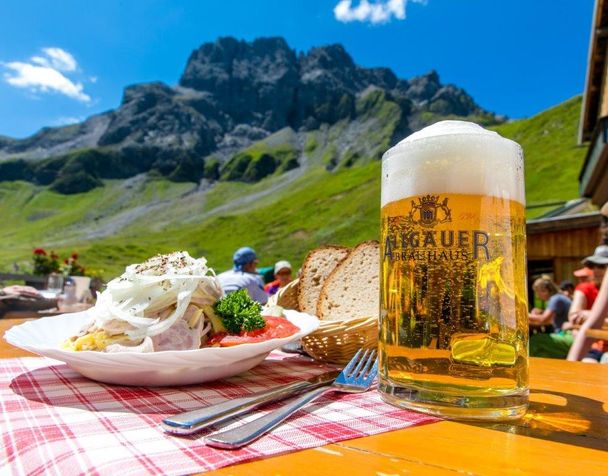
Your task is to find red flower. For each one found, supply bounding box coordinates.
[33,248,47,255]
[71,252,78,260]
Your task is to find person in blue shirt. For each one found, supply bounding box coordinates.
[528,275,573,359]
[217,247,268,304]
[529,276,572,332]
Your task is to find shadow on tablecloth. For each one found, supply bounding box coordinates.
[7,356,338,417]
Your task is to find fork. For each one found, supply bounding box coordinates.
[204,348,378,449]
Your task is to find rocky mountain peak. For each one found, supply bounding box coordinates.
[121,82,175,108]
[0,36,500,194]
[404,70,441,102]
[179,36,299,130]
[301,44,355,72]
[180,36,298,91]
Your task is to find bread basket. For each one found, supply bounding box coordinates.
[269,279,378,365]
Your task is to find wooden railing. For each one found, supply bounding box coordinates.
[0,274,46,286]
[585,328,608,340]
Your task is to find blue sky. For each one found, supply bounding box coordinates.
[0,0,595,138]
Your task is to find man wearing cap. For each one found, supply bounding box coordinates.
[264,261,293,296]
[217,247,268,304]
[567,245,608,327]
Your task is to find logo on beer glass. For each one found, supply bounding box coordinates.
[408,194,452,228]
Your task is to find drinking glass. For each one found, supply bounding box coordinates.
[46,273,64,297]
[379,121,529,421]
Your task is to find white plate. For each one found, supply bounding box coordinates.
[4,310,319,386]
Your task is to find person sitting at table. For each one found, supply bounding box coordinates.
[573,266,593,284]
[567,263,608,364]
[0,285,59,318]
[264,260,293,296]
[565,246,608,361]
[566,246,608,329]
[559,280,575,299]
[529,276,571,332]
[217,247,268,304]
[528,276,573,359]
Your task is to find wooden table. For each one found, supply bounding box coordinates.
[1,318,606,475]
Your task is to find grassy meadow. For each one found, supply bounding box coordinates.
[0,96,588,278]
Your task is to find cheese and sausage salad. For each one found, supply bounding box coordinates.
[63,251,224,352]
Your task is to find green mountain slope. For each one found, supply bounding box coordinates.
[492,96,587,216]
[0,97,587,278]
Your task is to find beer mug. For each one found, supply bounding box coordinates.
[379,121,528,420]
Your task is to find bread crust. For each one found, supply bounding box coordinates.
[297,245,350,315]
[316,240,380,321]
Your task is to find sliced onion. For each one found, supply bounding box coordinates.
[90,251,224,340]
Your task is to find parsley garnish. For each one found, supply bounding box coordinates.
[214,289,265,334]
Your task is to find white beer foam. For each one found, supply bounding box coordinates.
[381,121,525,207]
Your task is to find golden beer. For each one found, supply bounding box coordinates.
[379,122,529,420]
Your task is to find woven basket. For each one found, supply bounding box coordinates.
[268,279,300,310]
[301,315,378,365]
[269,279,378,365]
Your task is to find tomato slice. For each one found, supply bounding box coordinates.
[209,316,300,347]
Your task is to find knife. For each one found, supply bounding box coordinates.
[161,370,340,435]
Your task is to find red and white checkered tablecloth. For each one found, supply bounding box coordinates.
[0,352,438,475]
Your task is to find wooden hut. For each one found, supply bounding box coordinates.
[527,211,600,285]
[580,0,608,205]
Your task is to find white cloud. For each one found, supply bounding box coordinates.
[53,116,84,126]
[31,47,78,72]
[2,47,90,102]
[334,0,427,24]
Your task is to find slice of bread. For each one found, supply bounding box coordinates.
[297,245,350,315]
[317,241,380,321]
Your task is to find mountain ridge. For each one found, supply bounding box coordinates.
[0,36,500,193]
